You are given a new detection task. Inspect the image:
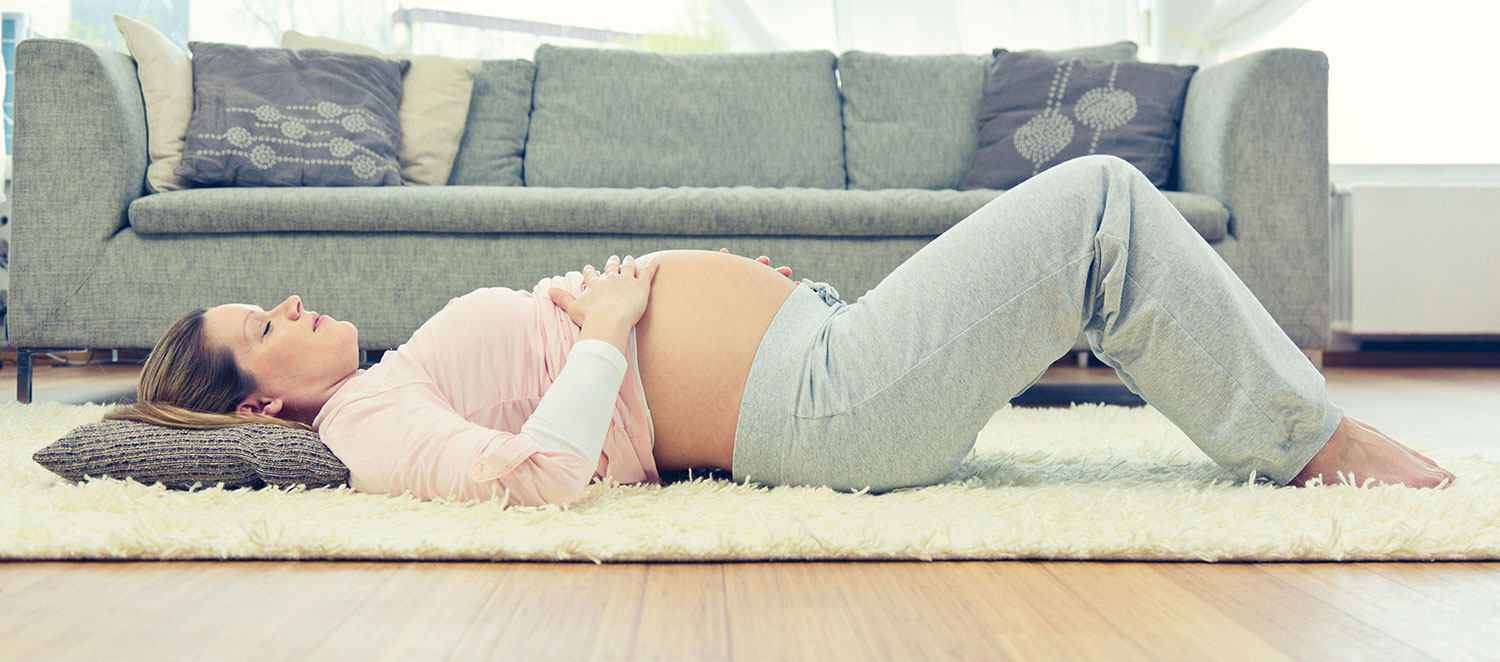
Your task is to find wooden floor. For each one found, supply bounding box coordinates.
[3,353,1499,661]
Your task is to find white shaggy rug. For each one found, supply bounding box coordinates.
[4,401,1498,563]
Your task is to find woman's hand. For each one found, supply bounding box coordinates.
[548,255,659,328]
[720,247,796,281]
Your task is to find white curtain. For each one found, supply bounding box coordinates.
[1159,0,1312,66]
[1,44,7,205]
[710,0,1140,55]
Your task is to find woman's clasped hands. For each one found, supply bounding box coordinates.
[548,254,659,329]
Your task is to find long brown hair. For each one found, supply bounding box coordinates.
[101,308,312,431]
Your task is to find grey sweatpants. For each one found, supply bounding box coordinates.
[730,154,1344,492]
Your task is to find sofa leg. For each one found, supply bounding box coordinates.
[14,348,91,403]
[16,348,33,404]
[1303,349,1324,373]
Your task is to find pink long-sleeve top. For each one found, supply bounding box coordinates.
[310,271,660,507]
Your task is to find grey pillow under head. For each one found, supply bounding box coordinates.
[839,41,1139,190]
[32,419,349,491]
[175,42,408,187]
[524,44,844,189]
[962,49,1196,191]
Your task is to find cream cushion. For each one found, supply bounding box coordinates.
[112,14,193,192]
[280,30,480,186]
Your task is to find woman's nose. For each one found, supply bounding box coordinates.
[282,295,302,319]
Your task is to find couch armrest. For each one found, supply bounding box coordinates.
[14,39,146,240]
[1176,48,1331,349]
[10,38,147,346]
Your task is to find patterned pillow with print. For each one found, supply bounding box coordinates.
[961,49,1197,191]
[175,42,408,187]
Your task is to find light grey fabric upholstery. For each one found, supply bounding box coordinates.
[1177,48,1330,349]
[4,227,983,350]
[128,185,1228,241]
[9,39,1329,358]
[838,52,990,191]
[446,59,534,186]
[10,39,145,348]
[841,42,1139,190]
[524,44,844,189]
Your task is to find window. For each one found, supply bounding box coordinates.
[1220,0,1498,165]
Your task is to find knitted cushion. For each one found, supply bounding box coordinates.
[32,419,349,490]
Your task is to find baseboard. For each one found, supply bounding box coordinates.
[1324,350,1500,367]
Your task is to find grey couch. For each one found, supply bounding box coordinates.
[9,39,1330,403]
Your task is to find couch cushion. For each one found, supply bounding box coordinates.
[128,186,1228,241]
[447,59,535,186]
[523,44,844,189]
[963,50,1197,191]
[33,419,348,491]
[280,30,482,187]
[175,42,407,187]
[841,41,1140,191]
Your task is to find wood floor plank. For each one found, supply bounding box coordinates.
[1361,562,1500,628]
[968,561,1156,661]
[1257,562,1500,659]
[723,562,889,661]
[1162,563,1436,660]
[449,563,644,660]
[1043,561,1289,660]
[6,562,226,660]
[630,563,730,661]
[0,561,66,605]
[293,562,518,660]
[828,561,1021,660]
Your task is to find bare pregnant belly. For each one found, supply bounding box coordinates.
[632,249,798,474]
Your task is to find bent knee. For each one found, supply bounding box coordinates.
[1059,153,1134,175]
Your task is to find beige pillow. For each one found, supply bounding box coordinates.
[280,30,480,186]
[112,14,193,192]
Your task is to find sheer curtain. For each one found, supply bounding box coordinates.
[709,0,1141,54]
[1155,0,1313,65]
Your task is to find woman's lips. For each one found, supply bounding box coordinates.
[314,314,325,331]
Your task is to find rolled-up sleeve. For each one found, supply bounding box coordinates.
[322,386,599,508]
[468,432,597,507]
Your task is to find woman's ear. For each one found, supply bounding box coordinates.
[237,395,283,417]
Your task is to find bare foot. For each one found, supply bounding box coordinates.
[1290,415,1456,489]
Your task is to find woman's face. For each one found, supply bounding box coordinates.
[202,295,360,420]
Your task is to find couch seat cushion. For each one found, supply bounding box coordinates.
[128,186,1229,241]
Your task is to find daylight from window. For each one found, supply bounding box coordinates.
[1222,0,1497,164]
[5,0,1493,164]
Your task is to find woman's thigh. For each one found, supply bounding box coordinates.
[736,156,1114,492]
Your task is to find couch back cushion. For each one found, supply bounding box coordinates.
[523,44,844,188]
[840,41,1140,190]
[446,59,535,186]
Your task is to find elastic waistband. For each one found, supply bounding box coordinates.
[732,281,845,485]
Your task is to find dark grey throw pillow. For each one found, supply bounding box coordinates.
[32,420,349,490]
[961,49,1197,190]
[175,42,407,187]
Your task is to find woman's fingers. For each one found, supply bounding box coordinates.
[589,255,644,280]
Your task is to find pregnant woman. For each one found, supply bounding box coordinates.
[103,155,1455,507]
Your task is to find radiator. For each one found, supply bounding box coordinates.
[1330,184,1500,336]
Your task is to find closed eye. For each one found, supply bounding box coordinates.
[263,321,271,337]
